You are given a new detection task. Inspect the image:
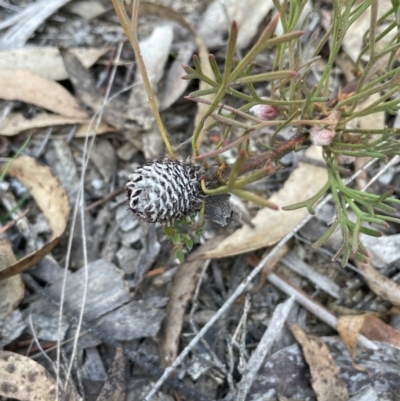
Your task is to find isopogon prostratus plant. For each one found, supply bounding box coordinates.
[126,158,204,225]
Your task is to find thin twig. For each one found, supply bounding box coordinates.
[195,130,255,161]
[84,186,125,212]
[236,296,296,401]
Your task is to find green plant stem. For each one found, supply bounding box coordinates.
[342,87,400,123]
[315,0,354,102]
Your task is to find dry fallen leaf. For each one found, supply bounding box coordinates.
[360,233,400,268]
[224,0,275,49]
[0,156,70,280]
[338,314,400,357]
[190,147,327,259]
[337,315,365,360]
[0,239,24,319]
[0,69,89,119]
[0,47,109,81]
[289,322,349,401]
[0,112,87,136]
[355,260,400,307]
[0,112,113,137]
[0,350,57,401]
[0,0,71,50]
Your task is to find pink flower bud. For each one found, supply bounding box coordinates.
[249,104,278,120]
[310,126,335,146]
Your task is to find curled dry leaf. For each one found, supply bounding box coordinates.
[338,314,400,359]
[190,147,327,259]
[0,156,70,280]
[0,69,89,119]
[0,239,24,319]
[288,322,349,401]
[355,260,400,307]
[0,350,57,401]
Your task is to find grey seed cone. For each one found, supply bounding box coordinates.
[126,158,204,225]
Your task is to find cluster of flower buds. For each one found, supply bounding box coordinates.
[126,159,204,225]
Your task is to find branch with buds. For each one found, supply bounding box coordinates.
[113,0,400,265]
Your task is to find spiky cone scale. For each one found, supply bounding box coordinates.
[126,158,204,225]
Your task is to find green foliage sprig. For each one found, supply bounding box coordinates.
[164,218,204,263]
[113,0,400,266]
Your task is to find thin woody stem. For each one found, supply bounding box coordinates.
[240,132,309,175]
[195,130,255,161]
[204,132,310,184]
